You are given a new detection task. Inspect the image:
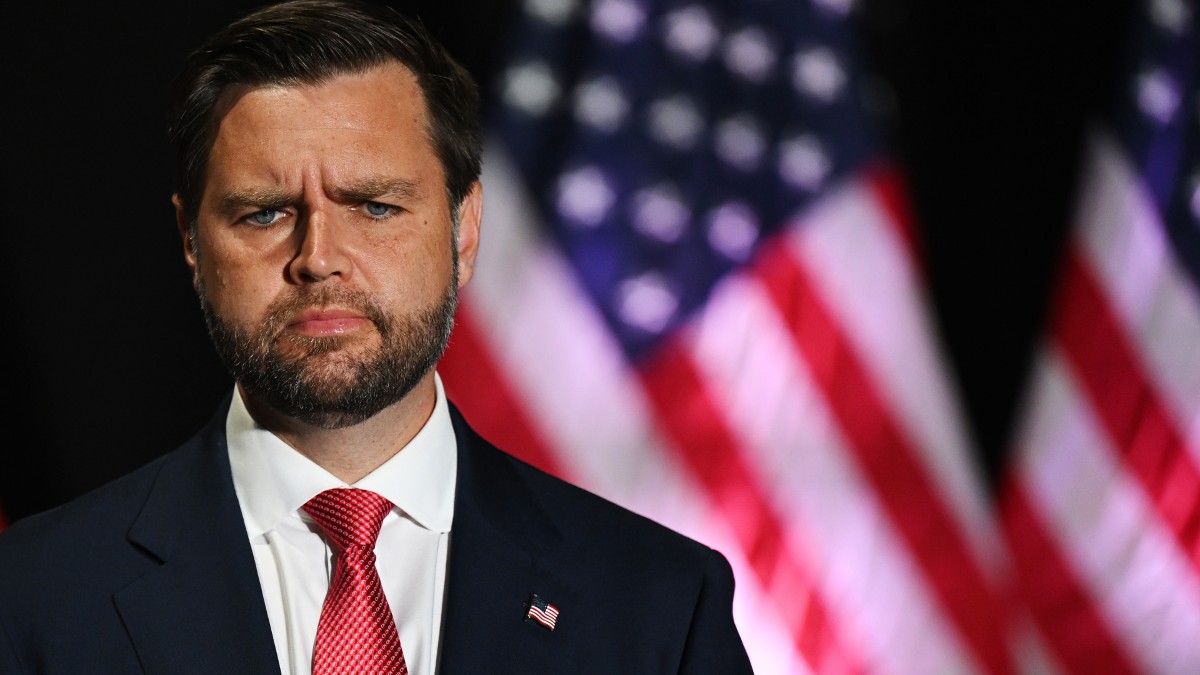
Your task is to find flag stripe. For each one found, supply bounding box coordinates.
[440,303,567,479]
[863,163,923,269]
[785,169,999,563]
[1053,245,1200,566]
[752,236,1015,675]
[689,266,984,675]
[1008,618,1068,675]
[1073,133,1200,456]
[1003,4,1200,667]
[1013,347,1200,673]
[1000,479,1140,675]
[638,342,867,674]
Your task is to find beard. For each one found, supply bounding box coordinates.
[198,275,457,429]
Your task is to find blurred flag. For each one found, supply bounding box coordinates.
[439,0,1011,672]
[999,1,1200,673]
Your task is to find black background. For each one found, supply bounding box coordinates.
[0,0,1133,522]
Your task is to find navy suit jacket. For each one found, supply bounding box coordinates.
[0,398,753,674]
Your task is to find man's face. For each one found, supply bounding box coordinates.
[176,62,481,428]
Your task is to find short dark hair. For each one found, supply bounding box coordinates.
[168,0,482,226]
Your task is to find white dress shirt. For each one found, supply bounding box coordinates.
[227,374,457,675]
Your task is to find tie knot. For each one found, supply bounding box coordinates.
[302,488,393,549]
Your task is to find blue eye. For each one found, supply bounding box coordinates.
[364,202,392,217]
[249,209,280,226]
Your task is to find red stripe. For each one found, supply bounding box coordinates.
[1053,247,1200,566]
[528,608,557,626]
[638,344,867,674]
[1000,479,1141,674]
[864,162,924,276]
[438,302,568,479]
[751,239,1016,675]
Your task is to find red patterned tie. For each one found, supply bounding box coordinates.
[303,488,407,675]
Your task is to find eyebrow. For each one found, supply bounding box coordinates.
[214,186,297,215]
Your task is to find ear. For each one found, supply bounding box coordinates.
[454,181,483,289]
[172,194,201,292]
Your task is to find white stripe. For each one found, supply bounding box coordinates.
[783,177,1002,567]
[1010,614,1065,675]
[709,514,822,675]
[1074,131,1200,459]
[1015,348,1200,674]
[472,141,675,512]
[686,264,982,675]
[469,138,806,674]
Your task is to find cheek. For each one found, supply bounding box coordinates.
[363,226,455,294]
[196,240,282,317]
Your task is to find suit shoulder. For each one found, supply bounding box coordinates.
[501,444,724,566]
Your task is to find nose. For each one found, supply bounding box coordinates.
[288,209,352,283]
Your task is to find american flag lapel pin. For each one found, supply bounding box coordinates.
[525,593,560,631]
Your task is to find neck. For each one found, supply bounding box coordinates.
[239,374,438,484]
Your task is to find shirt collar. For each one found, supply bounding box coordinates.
[228,373,457,539]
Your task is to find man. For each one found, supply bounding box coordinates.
[0,1,753,673]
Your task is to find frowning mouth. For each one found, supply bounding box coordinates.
[287,307,373,337]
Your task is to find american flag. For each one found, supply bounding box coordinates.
[526,593,561,631]
[999,1,1200,673]
[438,0,1011,672]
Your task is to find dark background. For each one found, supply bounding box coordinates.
[0,0,1132,522]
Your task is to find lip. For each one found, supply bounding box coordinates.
[288,308,371,336]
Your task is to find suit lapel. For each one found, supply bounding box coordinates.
[114,402,280,675]
[439,407,581,674]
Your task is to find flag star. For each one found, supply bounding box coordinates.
[1149,0,1191,34]
[591,0,646,43]
[779,134,831,191]
[503,61,562,116]
[706,202,759,261]
[647,94,705,150]
[663,5,721,62]
[575,76,631,132]
[1136,68,1181,125]
[792,46,847,103]
[715,114,766,171]
[812,0,855,18]
[632,184,691,242]
[524,0,581,25]
[557,165,617,227]
[723,26,778,82]
[616,272,679,333]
